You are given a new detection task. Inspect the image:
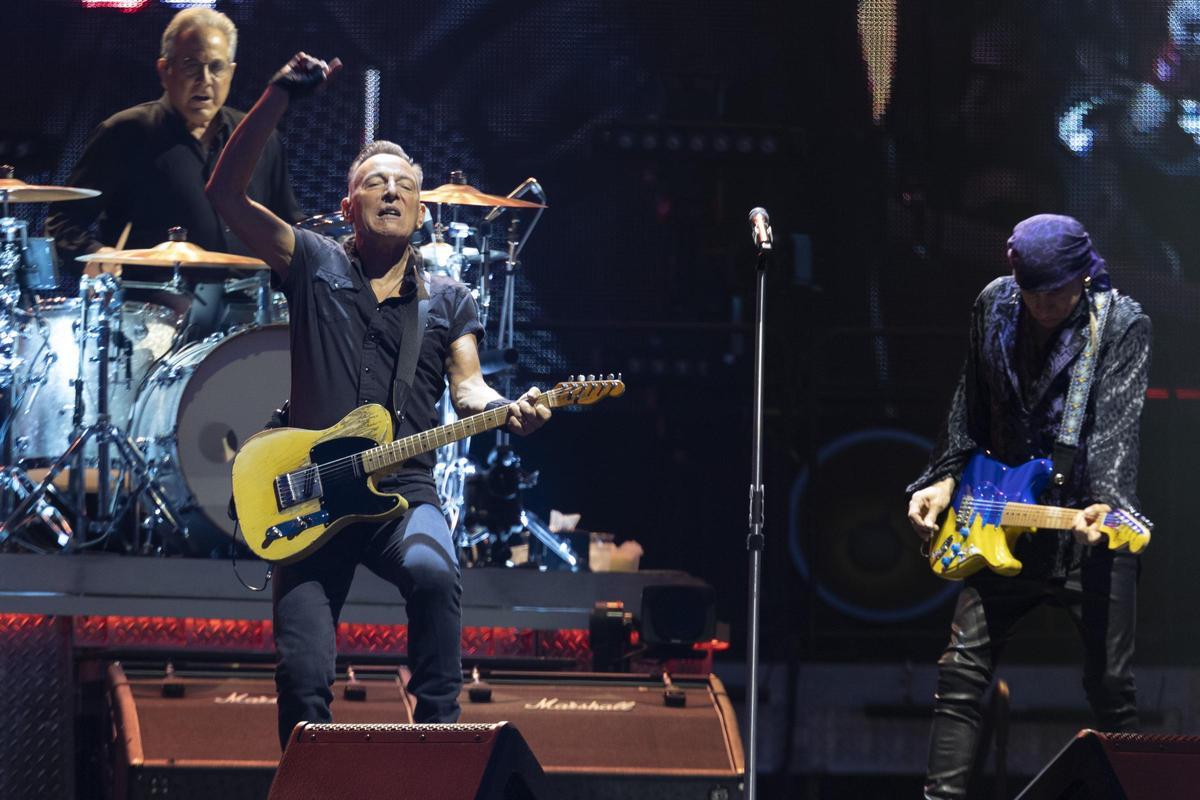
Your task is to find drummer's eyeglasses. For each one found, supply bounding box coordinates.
[173,58,232,81]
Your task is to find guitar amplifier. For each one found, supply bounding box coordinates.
[417,669,745,800]
[103,662,743,800]
[104,661,414,800]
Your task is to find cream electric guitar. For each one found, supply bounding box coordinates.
[232,376,624,564]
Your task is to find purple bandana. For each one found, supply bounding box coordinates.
[1006,214,1111,292]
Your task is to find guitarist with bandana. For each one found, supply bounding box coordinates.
[905,214,1152,800]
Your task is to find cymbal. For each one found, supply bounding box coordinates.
[0,178,100,203]
[76,240,268,269]
[421,182,546,209]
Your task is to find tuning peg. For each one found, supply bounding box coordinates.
[587,373,596,381]
[606,373,615,380]
[568,374,575,381]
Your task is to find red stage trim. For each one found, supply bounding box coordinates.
[43,612,592,665]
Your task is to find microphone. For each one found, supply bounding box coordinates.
[748,207,773,251]
[484,177,543,222]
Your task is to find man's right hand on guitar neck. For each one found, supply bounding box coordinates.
[907,476,956,541]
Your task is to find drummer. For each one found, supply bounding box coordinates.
[44,7,302,338]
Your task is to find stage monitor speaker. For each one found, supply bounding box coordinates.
[104,661,414,800]
[416,669,745,799]
[1016,728,1200,799]
[269,722,545,800]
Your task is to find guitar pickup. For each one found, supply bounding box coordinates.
[274,467,324,511]
[262,510,331,550]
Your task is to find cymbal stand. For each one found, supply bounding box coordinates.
[483,183,575,568]
[256,268,274,325]
[432,217,477,534]
[0,274,188,552]
[485,177,546,420]
[221,272,275,326]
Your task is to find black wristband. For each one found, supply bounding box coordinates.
[271,55,329,100]
[485,399,512,412]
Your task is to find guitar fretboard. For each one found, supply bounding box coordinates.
[355,388,571,474]
[359,404,513,474]
[998,502,1114,530]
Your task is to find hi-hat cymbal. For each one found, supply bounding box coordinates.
[77,240,268,269]
[0,178,100,203]
[421,182,546,209]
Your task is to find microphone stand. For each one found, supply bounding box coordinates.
[745,224,771,800]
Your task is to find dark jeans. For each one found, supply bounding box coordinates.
[924,550,1139,800]
[272,502,462,749]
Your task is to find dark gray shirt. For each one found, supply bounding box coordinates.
[283,227,484,506]
[45,95,302,280]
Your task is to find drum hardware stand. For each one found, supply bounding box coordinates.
[0,186,74,548]
[221,272,276,326]
[0,274,189,552]
[456,179,576,569]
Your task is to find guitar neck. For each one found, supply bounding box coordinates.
[358,393,555,475]
[999,502,1096,530]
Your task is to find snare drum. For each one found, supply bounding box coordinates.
[129,323,291,556]
[10,297,180,464]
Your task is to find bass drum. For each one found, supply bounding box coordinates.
[130,324,291,557]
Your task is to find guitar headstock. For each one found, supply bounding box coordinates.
[1101,508,1153,554]
[547,373,626,407]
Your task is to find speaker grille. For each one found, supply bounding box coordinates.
[306,722,501,733]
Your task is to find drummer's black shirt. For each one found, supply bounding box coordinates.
[282,226,484,507]
[45,95,302,277]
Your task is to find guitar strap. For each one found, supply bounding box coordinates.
[1050,284,1114,487]
[391,275,431,426]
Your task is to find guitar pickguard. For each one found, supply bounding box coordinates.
[308,436,402,522]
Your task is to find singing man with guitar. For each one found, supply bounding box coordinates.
[206,53,551,748]
[905,214,1152,799]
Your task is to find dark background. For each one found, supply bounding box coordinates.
[7,0,1200,672]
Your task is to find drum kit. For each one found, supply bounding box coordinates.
[0,165,578,569]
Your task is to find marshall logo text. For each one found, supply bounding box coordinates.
[522,697,636,712]
[214,692,277,705]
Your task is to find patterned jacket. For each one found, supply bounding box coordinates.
[908,276,1152,576]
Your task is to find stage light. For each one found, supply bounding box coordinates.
[1058,99,1098,155]
[363,68,381,145]
[598,123,791,161]
[81,0,152,11]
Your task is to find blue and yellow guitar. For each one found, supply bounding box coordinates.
[928,452,1152,581]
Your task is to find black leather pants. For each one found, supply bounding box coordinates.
[924,551,1139,800]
